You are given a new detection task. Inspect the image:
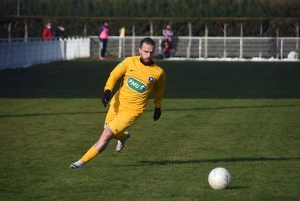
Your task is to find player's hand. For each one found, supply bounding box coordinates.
[153,107,161,121]
[102,90,111,107]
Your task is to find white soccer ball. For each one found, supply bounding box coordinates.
[208,167,232,190]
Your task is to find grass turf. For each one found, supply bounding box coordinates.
[0,59,300,200]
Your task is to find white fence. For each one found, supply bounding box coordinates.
[0,37,90,70]
[1,36,299,70]
[90,36,299,60]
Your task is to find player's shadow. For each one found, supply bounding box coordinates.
[126,157,300,167]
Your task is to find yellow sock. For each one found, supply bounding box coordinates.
[115,132,126,142]
[80,146,99,164]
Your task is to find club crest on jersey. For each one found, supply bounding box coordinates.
[127,77,147,94]
[148,77,154,82]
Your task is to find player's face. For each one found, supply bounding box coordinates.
[139,43,155,65]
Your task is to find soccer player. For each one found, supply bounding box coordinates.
[70,37,165,169]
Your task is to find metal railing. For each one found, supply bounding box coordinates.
[90,36,299,60]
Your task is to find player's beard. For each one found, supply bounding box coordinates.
[140,56,154,65]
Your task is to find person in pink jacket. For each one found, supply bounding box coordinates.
[97,21,109,60]
[162,24,173,44]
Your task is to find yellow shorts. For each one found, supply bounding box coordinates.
[104,104,140,137]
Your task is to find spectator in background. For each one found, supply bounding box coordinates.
[98,21,109,60]
[162,24,173,45]
[161,40,175,58]
[119,26,125,37]
[42,22,53,41]
[55,26,65,39]
[154,40,175,59]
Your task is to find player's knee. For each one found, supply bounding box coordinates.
[101,126,115,141]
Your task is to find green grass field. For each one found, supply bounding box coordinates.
[1,59,300,201]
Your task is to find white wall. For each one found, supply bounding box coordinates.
[0,37,90,70]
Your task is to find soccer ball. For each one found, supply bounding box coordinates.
[208,167,232,190]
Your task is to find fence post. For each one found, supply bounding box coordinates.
[24,20,28,42]
[199,38,202,58]
[150,21,153,37]
[187,23,192,58]
[296,23,299,50]
[223,23,227,58]
[276,28,279,59]
[240,23,243,59]
[240,37,243,59]
[280,38,283,59]
[84,23,87,37]
[132,26,135,56]
[8,22,11,42]
[205,24,208,58]
[259,24,263,58]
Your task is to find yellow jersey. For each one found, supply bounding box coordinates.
[104,56,165,113]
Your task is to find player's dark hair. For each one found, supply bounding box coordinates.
[140,37,156,48]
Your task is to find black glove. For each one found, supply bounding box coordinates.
[153,107,161,121]
[102,90,111,107]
